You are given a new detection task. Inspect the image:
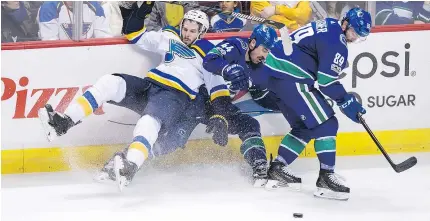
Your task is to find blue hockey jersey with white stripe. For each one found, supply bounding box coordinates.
[264,18,348,102]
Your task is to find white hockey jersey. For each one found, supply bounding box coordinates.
[126,26,229,100]
[38,1,112,40]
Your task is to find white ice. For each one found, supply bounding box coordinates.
[2,152,430,221]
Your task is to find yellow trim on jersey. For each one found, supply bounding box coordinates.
[210,90,230,101]
[76,96,93,116]
[126,27,147,41]
[162,29,180,39]
[129,142,149,159]
[190,45,206,57]
[147,72,197,99]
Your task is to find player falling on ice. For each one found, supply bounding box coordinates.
[245,8,372,200]
[38,5,226,191]
[98,25,280,188]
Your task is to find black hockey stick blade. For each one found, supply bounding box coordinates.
[358,114,417,173]
[393,156,417,173]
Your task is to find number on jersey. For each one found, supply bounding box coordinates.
[290,24,314,44]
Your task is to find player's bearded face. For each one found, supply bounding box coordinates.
[250,44,269,64]
[181,20,200,46]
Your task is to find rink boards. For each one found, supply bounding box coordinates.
[2,25,430,174]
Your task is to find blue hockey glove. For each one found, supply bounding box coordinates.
[222,64,249,90]
[337,94,366,123]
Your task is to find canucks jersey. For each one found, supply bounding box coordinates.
[203,37,267,95]
[126,26,228,100]
[264,18,348,102]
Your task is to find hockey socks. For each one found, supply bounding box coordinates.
[65,74,126,123]
[277,133,310,165]
[126,115,161,168]
[241,136,267,166]
[314,136,336,171]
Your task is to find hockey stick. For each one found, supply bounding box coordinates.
[107,110,281,126]
[166,2,293,55]
[358,114,417,173]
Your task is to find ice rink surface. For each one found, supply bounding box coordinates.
[2,152,430,221]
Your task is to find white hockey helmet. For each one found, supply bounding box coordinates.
[180,10,210,39]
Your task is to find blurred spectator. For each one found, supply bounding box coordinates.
[375,1,428,25]
[210,1,246,33]
[38,1,112,40]
[118,1,136,34]
[1,1,39,43]
[250,1,312,31]
[309,1,366,21]
[309,2,329,21]
[101,1,123,36]
[144,1,200,32]
[415,1,430,24]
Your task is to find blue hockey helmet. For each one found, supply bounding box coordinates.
[343,7,372,38]
[249,24,278,50]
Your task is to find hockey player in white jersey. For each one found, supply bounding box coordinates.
[38,4,226,191]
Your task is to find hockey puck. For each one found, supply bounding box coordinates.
[293,213,303,218]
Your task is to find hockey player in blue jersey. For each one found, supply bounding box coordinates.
[243,8,372,200]
[201,24,278,184]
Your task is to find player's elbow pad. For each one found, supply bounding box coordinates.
[203,54,225,76]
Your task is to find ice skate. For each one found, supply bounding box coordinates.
[265,160,301,191]
[93,155,116,183]
[313,170,350,201]
[38,104,77,142]
[251,159,268,187]
[113,152,138,192]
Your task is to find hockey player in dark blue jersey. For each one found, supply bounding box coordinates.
[202,24,278,186]
[248,7,372,201]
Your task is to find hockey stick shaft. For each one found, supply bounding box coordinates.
[358,114,417,173]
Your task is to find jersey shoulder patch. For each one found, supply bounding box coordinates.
[228,37,248,50]
[162,26,180,38]
[191,39,215,58]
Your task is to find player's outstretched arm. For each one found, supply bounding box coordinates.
[122,1,169,53]
[316,41,365,123]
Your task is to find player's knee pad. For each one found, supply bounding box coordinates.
[311,116,339,138]
[88,74,127,104]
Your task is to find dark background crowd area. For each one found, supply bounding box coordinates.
[2,1,429,43]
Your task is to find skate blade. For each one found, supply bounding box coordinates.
[253,178,268,188]
[265,179,301,191]
[93,171,115,183]
[113,155,126,192]
[37,108,57,142]
[313,187,349,201]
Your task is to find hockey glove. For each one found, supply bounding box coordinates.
[222,64,249,91]
[337,93,366,123]
[206,115,229,146]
